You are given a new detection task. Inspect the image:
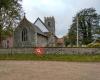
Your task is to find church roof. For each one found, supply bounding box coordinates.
[34,17,49,32]
[16,15,57,38]
[18,16,35,31]
[34,25,47,36]
[18,16,48,37]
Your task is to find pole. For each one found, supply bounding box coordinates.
[77,17,79,47]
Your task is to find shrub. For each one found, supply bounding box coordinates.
[87,43,100,48]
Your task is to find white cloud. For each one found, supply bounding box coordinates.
[22,0,100,38]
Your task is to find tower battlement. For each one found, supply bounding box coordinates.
[44,16,55,34]
[44,16,55,21]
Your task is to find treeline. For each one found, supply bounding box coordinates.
[64,8,100,47]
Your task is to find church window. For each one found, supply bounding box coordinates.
[22,28,27,41]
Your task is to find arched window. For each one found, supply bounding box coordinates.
[22,28,27,41]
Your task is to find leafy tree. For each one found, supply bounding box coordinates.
[68,8,100,46]
[0,0,23,47]
[64,36,70,47]
[68,23,77,46]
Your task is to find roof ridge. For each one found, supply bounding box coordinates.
[34,17,49,31]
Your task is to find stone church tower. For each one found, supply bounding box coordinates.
[44,17,56,47]
[44,17,55,35]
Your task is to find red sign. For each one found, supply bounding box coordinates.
[35,47,44,56]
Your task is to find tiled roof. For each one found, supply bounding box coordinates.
[18,16,48,37]
[33,25,47,37]
[34,17,49,32]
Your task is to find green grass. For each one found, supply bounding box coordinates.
[0,54,100,62]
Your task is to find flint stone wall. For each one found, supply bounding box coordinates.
[0,48,100,54]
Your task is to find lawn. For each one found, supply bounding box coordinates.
[0,54,100,62]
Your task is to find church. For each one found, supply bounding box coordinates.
[14,15,57,47]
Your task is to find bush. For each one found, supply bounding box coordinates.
[87,43,100,48]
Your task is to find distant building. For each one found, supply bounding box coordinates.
[2,33,13,48]
[14,16,57,47]
[56,38,65,47]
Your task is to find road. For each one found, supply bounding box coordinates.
[0,61,100,80]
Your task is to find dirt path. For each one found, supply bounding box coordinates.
[0,61,100,80]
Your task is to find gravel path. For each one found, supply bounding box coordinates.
[0,61,100,80]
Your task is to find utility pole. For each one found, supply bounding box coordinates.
[77,16,79,47]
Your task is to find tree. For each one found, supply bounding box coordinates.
[68,23,77,46]
[64,36,70,47]
[0,0,23,47]
[68,8,100,46]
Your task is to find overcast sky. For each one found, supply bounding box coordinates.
[22,0,100,38]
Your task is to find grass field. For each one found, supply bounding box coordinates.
[0,54,100,62]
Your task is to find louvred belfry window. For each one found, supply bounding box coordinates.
[48,22,51,27]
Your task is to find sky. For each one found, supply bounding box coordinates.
[22,0,100,38]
